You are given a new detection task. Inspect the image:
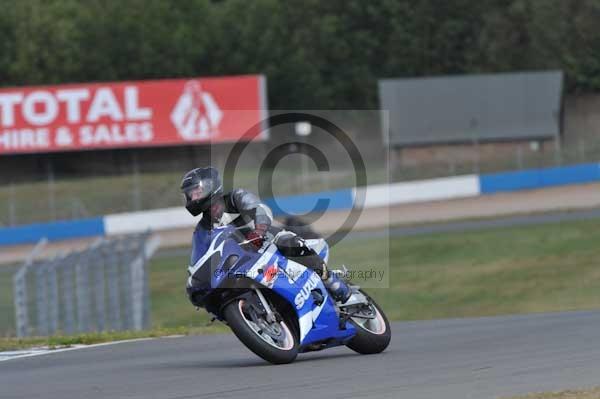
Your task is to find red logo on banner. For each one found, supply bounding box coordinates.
[0,75,267,155]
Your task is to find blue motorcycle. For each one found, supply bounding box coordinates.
[186,224,391,364]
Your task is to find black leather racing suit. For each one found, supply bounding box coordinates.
[197,188,325,275]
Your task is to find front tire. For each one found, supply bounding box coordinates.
[224,298,299,364]
[345,291,391,354]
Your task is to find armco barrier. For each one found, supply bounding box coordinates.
[2,162,600,247]
[0,217,105,246]
[104,188,355,236]
[265,189,354,215]
[356,175,480,208]
[479,162,600,194]
[104,207,194,236]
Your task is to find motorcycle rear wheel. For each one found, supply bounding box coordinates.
[224,297,299,364]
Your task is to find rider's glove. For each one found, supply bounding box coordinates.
[245,224,268,249]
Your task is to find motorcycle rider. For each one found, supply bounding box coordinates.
[180,166,352,303]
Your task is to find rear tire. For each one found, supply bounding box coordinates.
[345,291,391,354]
[224,298,299,364]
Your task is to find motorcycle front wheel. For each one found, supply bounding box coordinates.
[224,296,299,364]
[345,290,391,354]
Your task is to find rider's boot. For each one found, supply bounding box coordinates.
[323,270,352,304]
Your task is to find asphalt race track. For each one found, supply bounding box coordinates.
[2,311,600,399]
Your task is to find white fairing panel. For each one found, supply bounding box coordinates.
[305,238,329,263]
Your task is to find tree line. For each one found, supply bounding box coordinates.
[0,0,597,109]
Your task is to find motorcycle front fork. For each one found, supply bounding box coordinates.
[254,289,277,323]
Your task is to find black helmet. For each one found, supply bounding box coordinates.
[180,167,223,216]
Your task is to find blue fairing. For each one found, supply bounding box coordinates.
[190,225,356,347]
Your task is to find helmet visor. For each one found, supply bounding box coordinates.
[182,179,217,203]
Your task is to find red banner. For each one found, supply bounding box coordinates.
[0,75,268,154]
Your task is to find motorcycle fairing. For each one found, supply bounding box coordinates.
[189,225,355,347]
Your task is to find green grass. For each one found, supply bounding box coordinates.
[0,325,228,351]
[150,252,209,328]
[0,269,15,333]
[150,218,600,326]
[504,386,600,398]
[363,219,600,321]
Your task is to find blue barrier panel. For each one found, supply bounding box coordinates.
[265,189,354,216]
[479,169,541,194]
[539,163,600,187]
[0,217,105,246]
[480,163,600,194]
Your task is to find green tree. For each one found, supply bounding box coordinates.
[0,0,598,108]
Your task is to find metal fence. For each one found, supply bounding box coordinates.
[390,134,600,182]
[13,233,160,337]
